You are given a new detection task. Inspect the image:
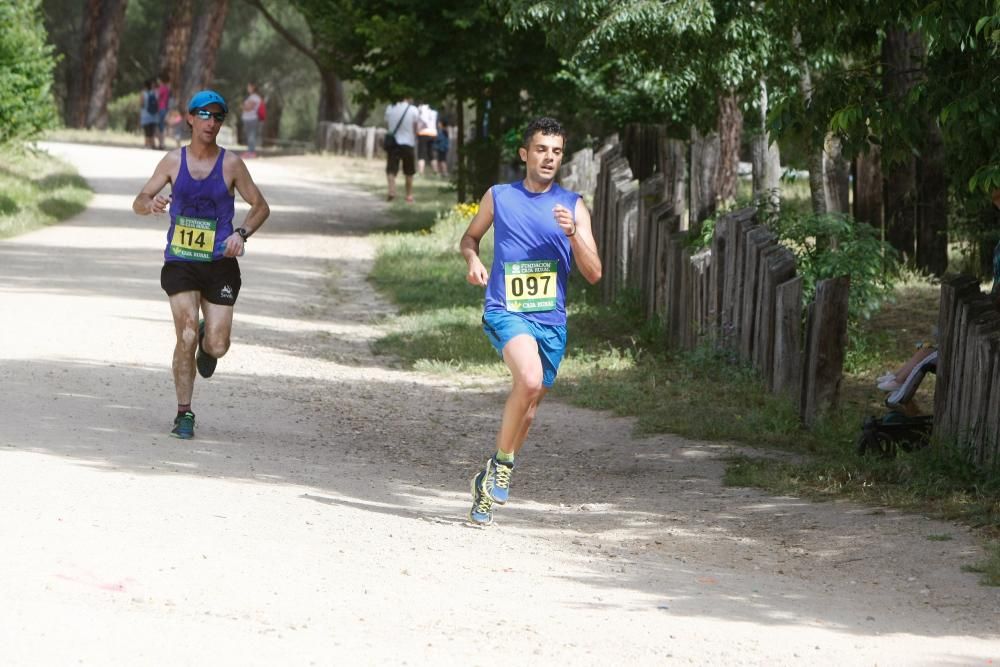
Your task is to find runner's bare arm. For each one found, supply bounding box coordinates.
[223,154,270,257]
[558,198,601,284]
[132,153,178,216]
[460,189,495,287]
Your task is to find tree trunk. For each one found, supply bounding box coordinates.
[822,133,850,214]
[853,145,882,227]
[882,28,924,260]
[916,120,948,275]
[716,90,743,205]
[181,2,229,107]
[317,69,345,122]
[84,0,129,130]
[351,101,371,126]
[157,0,193,101]
[68,0,102,128]
[793,27,829,215]
[751,78,781,219]
[456,98,466,202]
[978,205,1000,279]
[689,125,720,234]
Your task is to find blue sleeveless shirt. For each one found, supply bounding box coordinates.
[484,181,580,326]
[164,147,235,262]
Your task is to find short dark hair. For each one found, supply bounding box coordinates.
[522,117,566,148]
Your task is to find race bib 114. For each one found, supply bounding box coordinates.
[169,216,217,262]
[504,260,558,313]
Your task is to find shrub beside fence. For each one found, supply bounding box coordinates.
[567,132,850,428]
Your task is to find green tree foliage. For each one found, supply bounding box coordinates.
[0,0,57,146]
[766,1,1000,198]
[505,1,795,132]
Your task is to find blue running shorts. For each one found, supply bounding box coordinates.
[482,310,567,387]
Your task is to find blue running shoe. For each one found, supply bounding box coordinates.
[487,456,514,505]
[468,469,494,526]
[196,319,217,379]
[171,411,195,439]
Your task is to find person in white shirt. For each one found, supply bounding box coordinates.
[241,82,262,158]
[383,97,419,202]
[416,103,439,176]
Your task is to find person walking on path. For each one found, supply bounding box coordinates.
[241,82,262,158]
[156,74,171,150]
[131,90,270,439]
[433,117,449,178]
[139,79,159,150]
[415,103,438,176]
[383,97,419,202]
[460,117,602,525]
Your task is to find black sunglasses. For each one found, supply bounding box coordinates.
[193,109,226,122]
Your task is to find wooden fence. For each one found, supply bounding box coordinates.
[570,133,850,427]
[934,275,1000,468]
[316,122,387,159]
[315,122,459,168]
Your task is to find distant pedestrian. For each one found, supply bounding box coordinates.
[139,79,158,150]
[383,96,419,203]
[416,103,438,176]
[241,82,262,158]
[433,118,450,178]
[156,74,171,149]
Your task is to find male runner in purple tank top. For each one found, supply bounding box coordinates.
[132,90,271,439]
[460,117,602,525]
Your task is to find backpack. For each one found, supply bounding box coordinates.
[855,412,933,459]
[257,97,267,121]
[146,90,158,115]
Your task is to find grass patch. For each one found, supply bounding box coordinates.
[962,542,1000,586]
[42,127,148,149]
[0,147,91,238]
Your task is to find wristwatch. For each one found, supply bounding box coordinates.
[236,227,249,242]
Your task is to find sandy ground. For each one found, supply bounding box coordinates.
[0,142,996,666]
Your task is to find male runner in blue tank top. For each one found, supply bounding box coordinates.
[132,90,271,439]
[460,117,602,525]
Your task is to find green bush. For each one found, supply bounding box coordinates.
[771,210,900,325]
[107,93,141,133]
[0,0,57,146]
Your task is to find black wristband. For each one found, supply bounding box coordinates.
[236,227,249,242]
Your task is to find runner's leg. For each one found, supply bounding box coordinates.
[199,298,235,359]
[168,290,201,405]
[496,334,547,456]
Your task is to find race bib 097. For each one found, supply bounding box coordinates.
[504,260,558,313]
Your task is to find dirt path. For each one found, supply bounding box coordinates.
[0,143,996,665]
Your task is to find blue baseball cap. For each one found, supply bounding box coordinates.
[187,89,228,113]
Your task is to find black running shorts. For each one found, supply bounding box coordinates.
[160,257,241,305]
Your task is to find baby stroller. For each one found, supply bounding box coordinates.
[856,350,937,458]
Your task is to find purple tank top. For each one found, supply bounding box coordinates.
[484,181,579,326]
[164,147,235,262]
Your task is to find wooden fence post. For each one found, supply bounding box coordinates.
[739,227,777,363]
[933,275,980,437]
[773,276,803,395]
[799,276,850,427]
[754,246,797,385]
